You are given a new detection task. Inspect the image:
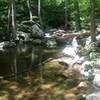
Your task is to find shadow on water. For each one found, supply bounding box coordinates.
[0,43,58,79]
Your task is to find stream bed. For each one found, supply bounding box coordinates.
[0,43,96,100]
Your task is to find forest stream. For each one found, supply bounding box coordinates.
[0,43,95,100]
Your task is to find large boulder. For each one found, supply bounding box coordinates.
[0,41,16,50]
[16,31,31,42]
[80,61,95,80]
[31,24,44,38]
[93,74,100,89]
[86,92,100,100]
[18,20,44,39]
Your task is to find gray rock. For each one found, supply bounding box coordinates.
[46,39,57,48]
[62,37,80,57]
[85,36,91,46]
[77,81,88,89]
[86,92,100,100]
[32,39,42,45]
[16,31,30,41]
[80,61,95,80]
[93,74,100,89]
[31,24,44,38]
[89,52,100,60]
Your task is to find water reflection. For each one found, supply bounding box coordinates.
[0,43,40,78]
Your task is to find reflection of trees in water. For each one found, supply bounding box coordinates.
[0,44,40,78]
[0,43,47,82]
[0,48,17,77]
[38,47,44,83]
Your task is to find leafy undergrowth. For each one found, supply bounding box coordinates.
[0,60,94,100]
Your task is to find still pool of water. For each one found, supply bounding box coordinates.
[0,43,58,78]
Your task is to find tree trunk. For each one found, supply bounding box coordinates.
[8,0,11,31]
[27,0,33,21]
[38,0,43,28]
[65,0,68,30]
[11,0,17,40]
[90,0,96,42]
[74,0,81,31]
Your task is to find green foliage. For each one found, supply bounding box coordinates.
[42,0,65,28]
[0,0,100,40]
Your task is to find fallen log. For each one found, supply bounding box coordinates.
[55,28,100,40]
[54,32,91,44]
[63,32,90,39]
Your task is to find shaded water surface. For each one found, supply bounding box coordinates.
[0,43,58,78]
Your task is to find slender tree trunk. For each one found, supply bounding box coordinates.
[13,55,17,79]
[39,48,43,83]
[8,0,11,31]
[27,0,33,21]
[74,0,81,31]
[90,0,96,42]
[38,0,43,28]
[11,0,17,40]
[65,0,68,30]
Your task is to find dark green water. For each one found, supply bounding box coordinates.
[0,43,58,78]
